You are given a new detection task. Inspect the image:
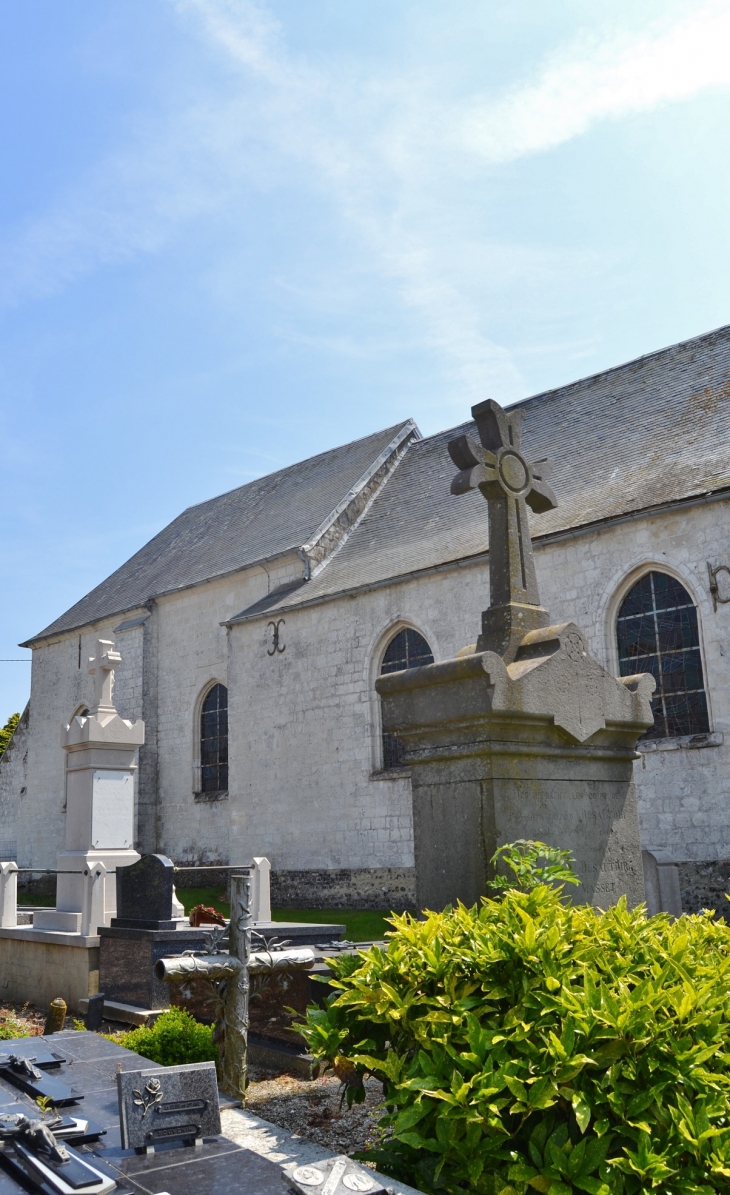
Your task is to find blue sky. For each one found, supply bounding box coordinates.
[2,0,730,717]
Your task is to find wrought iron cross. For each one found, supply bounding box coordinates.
[448,398,557,659]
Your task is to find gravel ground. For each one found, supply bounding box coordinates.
[244,1065,388,1156]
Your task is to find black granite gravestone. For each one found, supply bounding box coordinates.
[117,1061,221,1150]
[113,854,176,930]
[85,994,105,1032]
[0,1032,331,1195]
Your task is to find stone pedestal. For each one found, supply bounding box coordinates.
[377,621,655,911]
[35,640,144,935]
[99,925,211,1010]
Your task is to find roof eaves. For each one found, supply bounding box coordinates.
[225,483,730,627]
[21,544,307,648]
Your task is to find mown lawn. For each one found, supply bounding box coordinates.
[176,887,390,941]
[18,886,392,941]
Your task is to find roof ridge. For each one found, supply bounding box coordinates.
[513,321,730,411]
[413,322,730,447]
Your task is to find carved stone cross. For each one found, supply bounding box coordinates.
[448,398,558,661]
[88,638,122,716]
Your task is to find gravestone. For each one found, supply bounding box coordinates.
[377,398,654,911]
[113,853,176,930]
[85,993,105,1032]
[117,1060,221,1150]
[100,854,209,1012]
[0,1052,80,1106]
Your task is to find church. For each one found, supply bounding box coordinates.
[3,323,730,913]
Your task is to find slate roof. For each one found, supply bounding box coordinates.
[231,322,730,620]
[27,323,730,643]
[26,422,413,643]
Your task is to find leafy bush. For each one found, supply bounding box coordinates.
[0,712,19,759]
[301,884,730,1194]
[114,1007,217,1068]
[488,841,580,895]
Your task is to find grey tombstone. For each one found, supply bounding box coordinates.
[117,1060,221,1150]
[377,399,654,912]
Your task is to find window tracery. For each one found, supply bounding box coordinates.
[379,628,434,770]
[200,683,228,793]
[616,571,709,739]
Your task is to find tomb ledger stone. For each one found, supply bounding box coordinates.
[377,398,655,911]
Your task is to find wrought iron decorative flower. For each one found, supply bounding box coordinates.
[132,1077,164,1116]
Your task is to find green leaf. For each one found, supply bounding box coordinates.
[572,1093,591,1134]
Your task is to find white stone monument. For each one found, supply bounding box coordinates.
[34,639,144,934]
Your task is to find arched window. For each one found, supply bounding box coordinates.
[379,628,434,769]
[200,683,228,793]
[616,571,709,740]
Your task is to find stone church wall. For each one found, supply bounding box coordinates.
[150,555,303,867]
[226,552,493,901]
[535,496,730,865]
[6,488,730,911]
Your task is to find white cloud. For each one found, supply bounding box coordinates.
[1,0,729,406]
[461,2,730,163]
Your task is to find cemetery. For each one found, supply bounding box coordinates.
[1,396,730,1195]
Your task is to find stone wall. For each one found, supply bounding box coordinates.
[269,867,416,911]
[151,556,304,867]
[677,859,730,918]
[5,486,730,906]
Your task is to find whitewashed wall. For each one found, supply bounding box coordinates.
[4,494,730,884]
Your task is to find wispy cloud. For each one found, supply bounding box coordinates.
[1,0,729,406]
[461,2,730,163]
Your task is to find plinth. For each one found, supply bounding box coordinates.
[377,621,655,911]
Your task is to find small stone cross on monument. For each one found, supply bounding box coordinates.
[448,398,558,662]
[88,638,122,716]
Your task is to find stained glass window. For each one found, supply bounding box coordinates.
[616,571,709,740]
[200,683,228,793]
[380,629,434,770]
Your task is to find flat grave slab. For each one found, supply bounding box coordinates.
[0,1033,288,1195]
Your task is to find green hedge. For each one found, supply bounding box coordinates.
[113,1007,217,1068]
[300,882,730,1194]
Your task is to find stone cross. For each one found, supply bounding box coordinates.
[88,639,122,716]
[448,398,558,661]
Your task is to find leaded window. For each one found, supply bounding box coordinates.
[200,683,228,793]
[616,571,709,740]
[380,629,434,770]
